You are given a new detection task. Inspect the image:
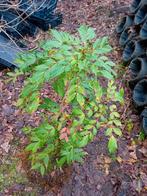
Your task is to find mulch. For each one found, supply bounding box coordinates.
[0,0,147,195]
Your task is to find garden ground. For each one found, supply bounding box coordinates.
[0,0,147,195]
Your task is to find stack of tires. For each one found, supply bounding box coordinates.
[0,0,62,69]
[116,0,147,135]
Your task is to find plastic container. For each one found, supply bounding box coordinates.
[129,57,147,78]
[140,19,147,39]
[129,58,147,88]
[19,0,58,14]
[133,79,147,108]
[119,28,138,47]
[0,10,38,38]
[0,33,23,69]
[130,0,142,13]
[27,12,62,31]
[141,108,147,135]
[116,15,134,34]
[131,39,147,58]
[134,4,147,25]
[123,39,147,61]
[141,117,147,135]
[123,40,136,61]
[18,0,61,31]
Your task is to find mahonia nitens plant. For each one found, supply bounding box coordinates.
[14,25,124,175]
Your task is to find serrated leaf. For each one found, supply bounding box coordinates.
[113,120,122,126]
[93,37,112,54]
[85,125,93,130]
[87,109,93,117]
[109,105,117,111]
[31,163,41,170]
[77,93,85,107]
[41,40,61,50]
[66,92,76,103]
[57,157,66,167]
[39,98,60,112]
[45,65,64,81]
[66,85,77,103]
[105,128,113,136]
[40,165,45,176]
[51,30,63,42]
[78,135,89,147]
[113,128,122,137]
[28,97,40,113]
[26,142,40,153]
[110,112,120,119]
[16,98,24,107]
[78,25,96,42]
[101,70,113,79]
[115,89,124,103]
[44,156,49,169]
[52,78,65,97]
[93,127,98,136]
[108,135,117,154]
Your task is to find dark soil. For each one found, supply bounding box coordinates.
[0,0,147,195]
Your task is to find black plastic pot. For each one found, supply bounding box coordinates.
[119,28,138,47]
[131,39,147,58]
[0,10,38,38]
[133,79,147,108]
[18,0,61,31]
[140,0,147,6]
[48,13,63,29]
[19,0,58,14]
[123,40,136,61]
[0,33,23,69]
[129,57,147,88]
[130,0,142,13]
[129,57,147,78]
[27,12,62,31]
[134,4,147,25]
[141,108,147,118]
[141,117,147,135]
[140,19,147,39]
[140,108,147,135]
[123,39,147,61]
[116,15,134,34]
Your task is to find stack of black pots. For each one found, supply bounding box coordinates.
[116,0,147,135]
[0,0,62,69]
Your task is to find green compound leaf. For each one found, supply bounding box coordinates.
[78,25,96,42]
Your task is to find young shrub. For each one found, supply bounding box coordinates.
[15,25,124,175]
